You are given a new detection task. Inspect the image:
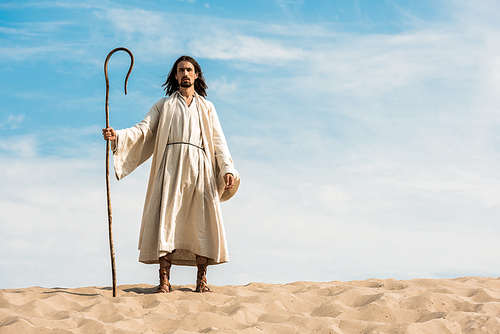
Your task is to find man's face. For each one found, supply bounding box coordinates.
[175,60,198,88]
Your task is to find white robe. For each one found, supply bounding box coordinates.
[112,92,239,266]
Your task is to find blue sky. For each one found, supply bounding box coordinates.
[1,0,500,289]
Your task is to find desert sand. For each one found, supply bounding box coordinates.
[1,277,500,333]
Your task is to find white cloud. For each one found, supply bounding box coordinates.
[209,77,239,99]
[0,0,108,10]
[277,0,304,3]
[0,150,151,288]
[98,6,306,64]
[189,33,304,63]
[0,21,73,36]
[279,28,484,100]
[0,114,26,130]
[0,45,74,61]
[0,136,37,157]
[102,8,164,35]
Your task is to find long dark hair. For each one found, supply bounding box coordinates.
[162,55,208,97]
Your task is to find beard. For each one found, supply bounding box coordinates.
[180,79,193,88]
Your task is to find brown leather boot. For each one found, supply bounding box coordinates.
[195,256,211,293]
[156,253,173,293]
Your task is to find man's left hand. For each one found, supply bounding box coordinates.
[224,173,234,190]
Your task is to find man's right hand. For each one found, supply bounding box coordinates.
[102,127,116,141]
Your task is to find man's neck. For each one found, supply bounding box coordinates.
[179,86,195,98]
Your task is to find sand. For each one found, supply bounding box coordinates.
[1,277,500,333]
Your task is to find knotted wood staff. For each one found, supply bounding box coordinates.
[104,47,134,297]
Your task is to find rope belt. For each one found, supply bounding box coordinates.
[167,142,205,152]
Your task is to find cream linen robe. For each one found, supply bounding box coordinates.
[112,91,239,266]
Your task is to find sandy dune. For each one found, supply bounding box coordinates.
[1,277,500,333]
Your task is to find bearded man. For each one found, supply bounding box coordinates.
[102,55,239,293]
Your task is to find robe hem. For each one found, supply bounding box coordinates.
[138,259,228,266]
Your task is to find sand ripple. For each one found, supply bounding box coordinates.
[1,277,500,333]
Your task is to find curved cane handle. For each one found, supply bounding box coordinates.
[104,47,134,128]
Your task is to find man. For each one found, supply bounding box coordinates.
[102,55,239,293]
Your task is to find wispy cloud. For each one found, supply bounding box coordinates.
[0,21,73,36]
[99,7,306,64]
[0,45,76,61]
[0,0,109,10]
[0,114,26,130]
[100,8,164,35]
[189,33,304,63]
[0,136,37,157]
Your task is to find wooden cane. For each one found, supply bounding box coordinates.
[104,47,134,297]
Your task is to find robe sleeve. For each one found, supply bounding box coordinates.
[209,102,240,201]
[210,104,236,176]
[112,99,163,180]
